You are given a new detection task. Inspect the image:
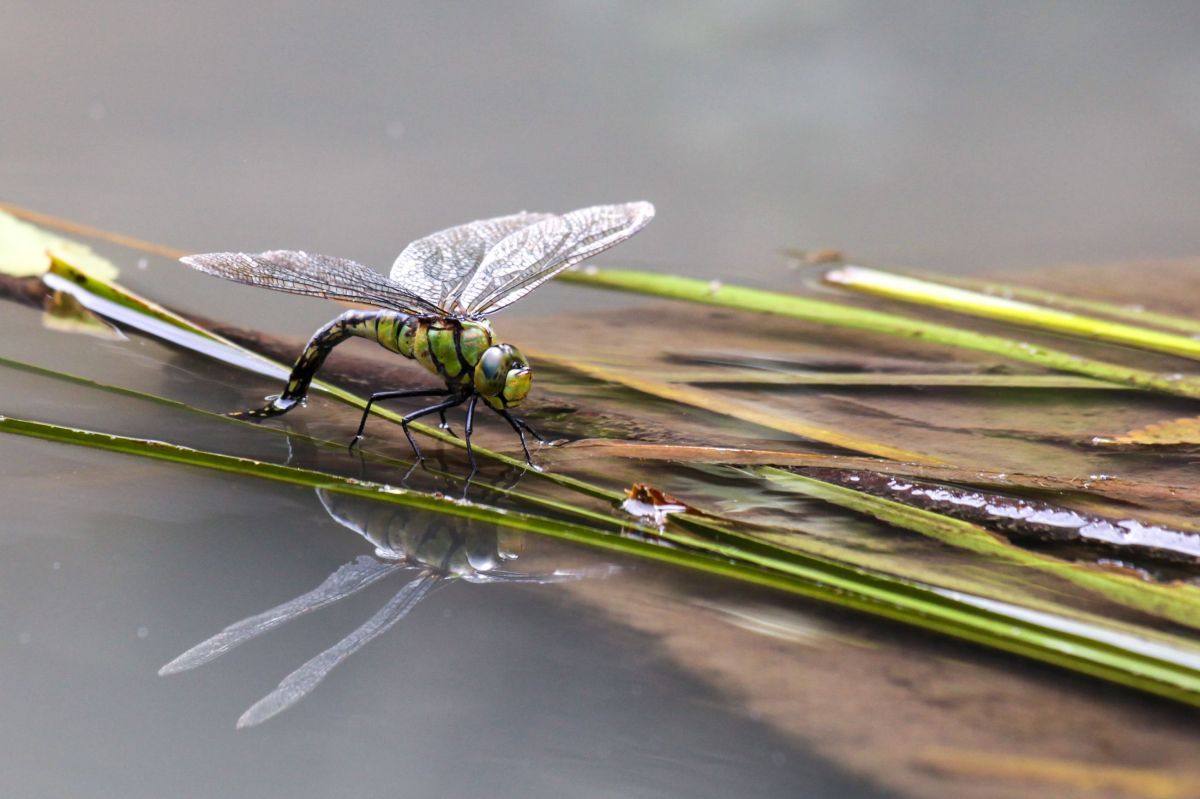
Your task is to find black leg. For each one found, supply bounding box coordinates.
[438,409,459,439]
[464,394,480,480]
[494,408,541,465]
[401,396,466,463]
[509,412,546,443]
[349,388,451,451]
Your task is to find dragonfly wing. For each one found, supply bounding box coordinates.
[461,201,655,315]
[235,571,441,728]
[389,211,553,312]
[181,250,442,314]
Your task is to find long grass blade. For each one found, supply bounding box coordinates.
[4,413,1200,707]
[825,265,1200,361]
[558,268,1200,399]
[554,438,1198,514]
[530,351,943,463]
[754,467,1200,631]
[903,268,1200,336]
[654,369,1119,389]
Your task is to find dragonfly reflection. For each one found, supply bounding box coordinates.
[160,489,603,728]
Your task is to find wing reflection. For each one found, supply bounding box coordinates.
[161,488,608,727]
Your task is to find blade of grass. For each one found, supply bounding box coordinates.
[553,438,1199,514]
[528,349,944,464]
[0,351,641,534]
[754,466,1200,631]
[557,268,1200,399]
[5,411,1200,707]
[651,369,1118,389]
[825,265,1200,361]
[903,268,1200,337]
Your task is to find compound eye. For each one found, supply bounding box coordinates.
[479,347,505,383]
[475,345,510,396]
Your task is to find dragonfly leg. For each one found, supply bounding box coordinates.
[438,409,459,439]
[464,394,480,480]
[515,416,547,444]
[400,396,467,463]
[493,408,541,465]
[350,388,451,451]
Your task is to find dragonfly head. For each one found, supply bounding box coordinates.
[474,343,532,408]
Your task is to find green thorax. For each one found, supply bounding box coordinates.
[370,314,494,389]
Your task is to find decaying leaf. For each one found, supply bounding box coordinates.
[0,210,119,280]
[42,290,126,340]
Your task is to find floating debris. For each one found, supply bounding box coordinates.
[621,483,690,529]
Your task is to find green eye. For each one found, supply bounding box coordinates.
[474,344,530,400]
[479,347,505,384]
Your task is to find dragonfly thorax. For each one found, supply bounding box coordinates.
[373,314,531,406]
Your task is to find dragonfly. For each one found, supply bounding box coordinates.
[181,201,655,469]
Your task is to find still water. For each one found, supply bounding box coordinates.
[0,434,878,797]
[5,2,1200,797]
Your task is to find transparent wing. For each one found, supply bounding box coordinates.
[390,211,553,312]
[181,251,442,314]
[460,201,655,315]
[236,571,441,728]
[158,556,404,675]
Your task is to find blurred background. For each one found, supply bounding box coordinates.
[6,1,1200,295]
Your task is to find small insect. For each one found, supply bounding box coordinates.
[182,202,655,470]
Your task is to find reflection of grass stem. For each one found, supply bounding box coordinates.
[559,268,1200,398]
[6,411,1200,708]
